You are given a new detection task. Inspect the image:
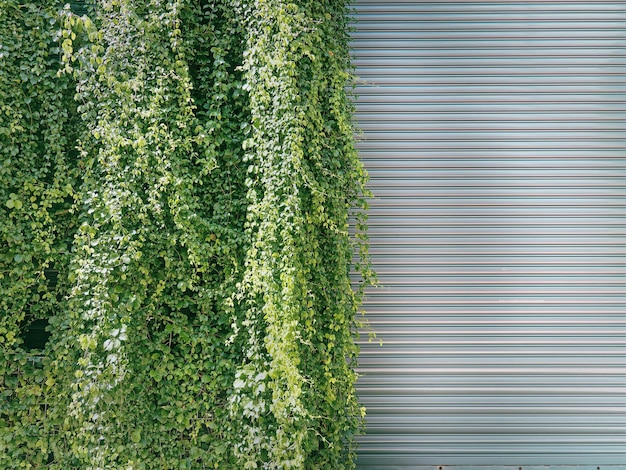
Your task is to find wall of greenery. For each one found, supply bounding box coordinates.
[0,0,372,468]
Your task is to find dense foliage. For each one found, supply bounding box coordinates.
[0,1,371,468]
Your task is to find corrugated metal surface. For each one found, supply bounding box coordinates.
[351,1,626,468]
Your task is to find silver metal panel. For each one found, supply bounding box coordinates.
[351,1,626,468]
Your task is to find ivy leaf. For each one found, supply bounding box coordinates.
[130,429,141,443]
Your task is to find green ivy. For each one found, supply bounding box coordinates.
[0,1,79,467]
[229,1,372,468]
[0,1,372,468]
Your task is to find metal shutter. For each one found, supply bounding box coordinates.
[351,1,626,468]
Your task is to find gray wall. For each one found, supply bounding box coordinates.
[352,1,626,468]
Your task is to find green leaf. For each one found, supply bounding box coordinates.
[131,429,141,443]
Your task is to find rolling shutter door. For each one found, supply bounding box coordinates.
[351,1,626,468]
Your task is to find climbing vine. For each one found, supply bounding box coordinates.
[0,1,371,468]
[0,1,79,466]
[229,1,371,468]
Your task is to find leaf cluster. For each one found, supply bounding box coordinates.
[0,1,372,468]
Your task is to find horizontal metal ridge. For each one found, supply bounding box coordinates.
[351,30,626,40]
[354,21,626,30]
[360,297,626,305]
[354,2,625,12]
[358,324,626,333]
[369,274,626,283]
[361,433,626,443]
[376,197,613,207]
[351,48,626,56]
[355,384,626,392]
[355,13,626,21]
[358,355,626,364]
[361,259,626,268]
[369,197,626,206]
[361,131,626,137]
[353,76,626,85]
[355,100,626,111]
[355,96,626,106]
[359,149,626,157]
[352,43,626,52]
[366,205,626,214]
[358,351,626,359]
[359,124,626,133]
[354,59,626,68]
[365,185,625,193]
[357,65,626,73]
[363,221,626,229]
[355,84,626,93]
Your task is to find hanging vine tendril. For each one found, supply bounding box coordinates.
[0,1,372,468]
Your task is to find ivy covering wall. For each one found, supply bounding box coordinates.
[0,1,371,468]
